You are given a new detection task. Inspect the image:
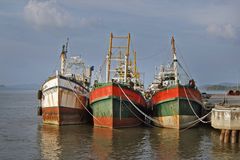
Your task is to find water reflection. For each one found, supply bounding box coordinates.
[91,127,113,159]
[38,124,240,159]
[91,127,151,159]
[149,127,210,159]
[38,124,94,160]
[39,125,61,160]
[179,128,203,159]
[210,128,240,159]
[149,128,180,159]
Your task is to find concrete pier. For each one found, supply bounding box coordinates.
[211,105,240,143]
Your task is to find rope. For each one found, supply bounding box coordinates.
[185,110,211,126]
[95,58,106,82]
[183,86,211,123]
[180,120,200,132]
[178,61,191,81]
[180,111,212,132]
[175,45,193,79]
[117,84,162,125]
[118,82,212,131]
[121,101,154,127]
[66,78,102,125]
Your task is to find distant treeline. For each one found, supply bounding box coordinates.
[205,85,239,91]
[0,85,5,88]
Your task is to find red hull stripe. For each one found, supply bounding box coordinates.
[42,106,89,125]
[90,85,146,106]
[151,86,202,105]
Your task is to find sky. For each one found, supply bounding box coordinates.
[0,0,240,87]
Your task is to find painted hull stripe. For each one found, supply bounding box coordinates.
[42,106,90,125]
[90,85,146,106]
[42,75,89,92]
[151,86,202,105]
[153,97,202,106]
[42,105,88,109]
[42,85,88,96]
[59,75,89,92]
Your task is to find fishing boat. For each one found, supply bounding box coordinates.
[38,40,94,125]
[90,33,146,128]
[148,35,203,129]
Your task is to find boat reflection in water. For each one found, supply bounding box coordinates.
[39,125,148,159]
[38,124,225,159]
[39,125,61,160]
[91,127,149,159]
[38,124,94,159]
[91,127,113,159]
[149,127,206,159]
[149,128,180,159]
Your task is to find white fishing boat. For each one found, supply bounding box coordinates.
[38,41,94,125]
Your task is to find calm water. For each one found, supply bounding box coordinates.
[0,90,240,160]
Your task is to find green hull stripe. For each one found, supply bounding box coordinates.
[154,97,202,106]
[90,97,144,119]
[153,98,202,117]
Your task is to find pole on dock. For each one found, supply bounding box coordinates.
[220,129,225,142]
[224,130,230,143]
[231,130,237,143]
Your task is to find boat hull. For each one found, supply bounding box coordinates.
[90,83,146,128]
[41,76,90,125]
[151,85,202,129]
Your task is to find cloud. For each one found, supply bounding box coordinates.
[24,0,102,29]
[24,0,73,29]
[63,1,240,38]
[184,2,240,39]
[207,24,236,39]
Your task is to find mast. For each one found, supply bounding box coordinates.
[106,32,131,83]
[106,32,113,82]
[118,50,124,79]
[124,33,131,82]
[60,45,67,75]
[134,50,137,78]
[60,39,69,75]
[171,34,178,84]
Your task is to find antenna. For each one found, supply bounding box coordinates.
[171,34,177,60]
[171,34,178,84]
[62,45,65,52]
[66,37,69,53]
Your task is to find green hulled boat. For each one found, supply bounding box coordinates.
[90,33,147,128]
[148,35,203,129]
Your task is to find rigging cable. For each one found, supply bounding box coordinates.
[175,45,193,79]
[117,84,163,125]
[183,86,211,124]
[122,101,154,127]
[66,78,103,125]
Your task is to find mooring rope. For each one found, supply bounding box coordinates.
[66,78,102,125]
[183,86,211,123]
[180,120,200,132]
[121,101,154,127]
[117,84,162,125]
[179,110,212,132]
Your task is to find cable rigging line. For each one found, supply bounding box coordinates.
[66,78,103,125]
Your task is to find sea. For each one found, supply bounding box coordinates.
[0,89,240,160]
